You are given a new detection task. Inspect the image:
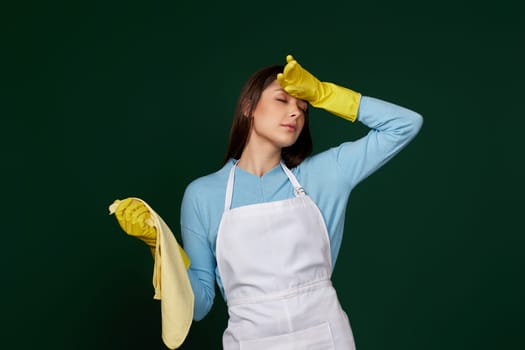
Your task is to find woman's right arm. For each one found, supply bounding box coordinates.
[180,184,217,321]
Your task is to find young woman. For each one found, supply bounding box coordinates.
[179,55,423,349]
[113,54,423,349]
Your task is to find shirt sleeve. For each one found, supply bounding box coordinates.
[180,183,217,321]
[335,96,423,189]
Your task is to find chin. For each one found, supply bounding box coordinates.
[279,139,299,149]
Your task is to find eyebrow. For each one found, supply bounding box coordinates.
[273,89,308,106]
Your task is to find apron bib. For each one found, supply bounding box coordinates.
[216,162,356,350]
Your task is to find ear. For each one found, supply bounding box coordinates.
[241,98,252,118]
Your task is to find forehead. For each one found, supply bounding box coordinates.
[261,80,286,98]
[263,81,307,106]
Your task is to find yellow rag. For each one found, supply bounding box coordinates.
[109,198,194,349]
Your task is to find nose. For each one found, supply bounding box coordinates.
[288,95,307,118]
[289,104,303,118]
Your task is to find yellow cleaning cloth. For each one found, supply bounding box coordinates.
[109,198,194,349]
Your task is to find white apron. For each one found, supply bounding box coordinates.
[216,162,356,350]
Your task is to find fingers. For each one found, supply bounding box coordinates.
[111,197,158,249]
[116,198,134,211]
[285,54,298,73]
[140,226,157,242]
[284,59,297,75]
[277,72,284,85]
[283,85,296,95]
[278,57,299,88]
[115,198,153,229]
[127,205,150,225]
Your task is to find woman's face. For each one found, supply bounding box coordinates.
[248,80,307,150]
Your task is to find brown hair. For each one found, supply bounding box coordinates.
[223,65,313,168]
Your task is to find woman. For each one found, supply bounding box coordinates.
[114,55,423,349]
[180,55,423,349]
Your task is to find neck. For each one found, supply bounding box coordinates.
[237,142,281,177]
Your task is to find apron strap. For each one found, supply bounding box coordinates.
[224,162,237,211]
[224,160,306,211]
[280,161,306,197]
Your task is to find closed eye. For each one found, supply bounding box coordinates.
[276,96,307,112]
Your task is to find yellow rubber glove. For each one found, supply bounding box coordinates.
[111,198,190,269]
[277,54,362,122]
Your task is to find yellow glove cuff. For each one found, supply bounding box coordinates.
[313,82,361,122]
[178,245,191,269]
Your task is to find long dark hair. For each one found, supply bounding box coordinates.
[223,65,313,168]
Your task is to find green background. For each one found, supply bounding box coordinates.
[3,0,523,349]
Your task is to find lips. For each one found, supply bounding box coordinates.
[281,123,297,131]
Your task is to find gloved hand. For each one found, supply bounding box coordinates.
[110,198,190,269]
[277,54,361,122]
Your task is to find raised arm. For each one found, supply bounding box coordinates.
[337,96,423,188]
[278,54,423,188]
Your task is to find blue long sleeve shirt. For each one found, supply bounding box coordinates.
[180,96,423,321]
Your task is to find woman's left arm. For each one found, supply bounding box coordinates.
[335,96,423,188]
[278,55,423,187]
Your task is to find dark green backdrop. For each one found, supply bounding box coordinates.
[3,0,523,349]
